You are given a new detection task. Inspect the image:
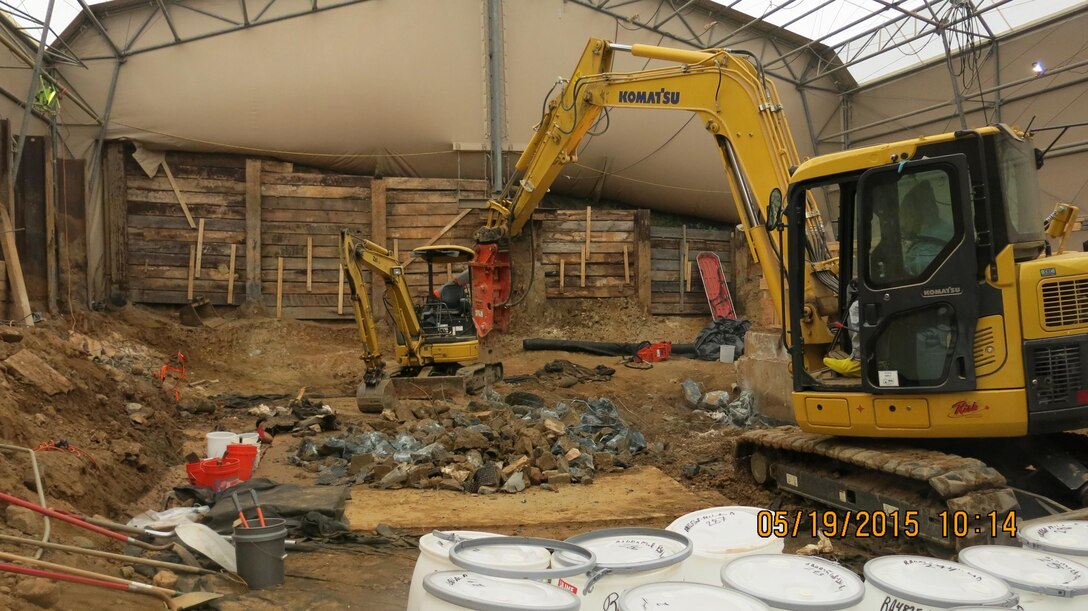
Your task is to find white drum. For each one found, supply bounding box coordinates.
[958,545,1088,610]
[720,554,865,610]
[407,531,550,611]
[420,571,579,611]
[1019,521,1088,565]
[860,555,1019,610]
[666,506,784,585]
[619,581,770,610]
[553,528,693,610]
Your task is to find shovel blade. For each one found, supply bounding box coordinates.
[174,591,224,609]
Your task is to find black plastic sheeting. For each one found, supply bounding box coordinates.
[693,319,753,361]
[522,338,697,357]
[172,478,350,537]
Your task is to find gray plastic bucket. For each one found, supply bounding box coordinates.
[233,517,287,589]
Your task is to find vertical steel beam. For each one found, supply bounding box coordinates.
[13,0,55,183]
[486,0,505,194]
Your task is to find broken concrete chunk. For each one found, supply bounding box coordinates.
[501,455,530,476]
[473,463,501,488]
[543,417,566,436]
[502,471,526,493]
[547,472,571,487]
[453,429,489,451]
[5,350,73,396]
[681,379,702,408]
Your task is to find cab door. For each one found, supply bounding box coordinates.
[856,155,978,393]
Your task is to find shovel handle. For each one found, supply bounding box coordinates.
[0,563,176,611]
[0,491,128,544]
[0,550,178,596]
[248,489,266,527]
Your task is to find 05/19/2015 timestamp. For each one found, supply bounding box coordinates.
[756,510,1018,539]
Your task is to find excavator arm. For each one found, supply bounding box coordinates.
[339,230,429,373]
[473,38,836,353]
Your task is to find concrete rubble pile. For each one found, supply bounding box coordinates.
[680,379,756,427]
[290,392,646,494]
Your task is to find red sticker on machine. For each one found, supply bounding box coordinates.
[556,579,578,594]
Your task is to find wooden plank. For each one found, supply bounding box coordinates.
[650,226,730,240]
[255,208,370,224]
[559,259,565,294]
[623,245,630,284]
[127,174,246,194]
[127,215,247,232]
[306,236,313,292]
[585,206,592,257]
[636,209,651,312]
[387,215,480,229]
[533,209,634,221]
[186,245,195,300]
[384,177,488,191]
[156,164,245,182]
[539,231,634,243]
[194,218,205,278]
[539,219,635,232]
[400,209,472,268]
[245,159,262,302]
[260,172,371,188]
[580,246,586,288]
[127,189,244,206]
[0,206,31,325]
[542,263,632,277]
[386,191,460,204]
[262,197,368,212]
[369,177,387,317]
[261,221,368,235]
[276,256,284,318]
[387,202,461,216]
[104,142,127,296]
[44,135,56,312]
[338,263,345,315]
[129,265,234,281]
[544,286,634,299]
[680,225,687,309]
[127,201,245,220]
[542,242,631,255]
[260,183,370,199]
[261,159,293,173]
[129,239,241,256]
[162,162,197,229]
[384,226,476,240]
[126,227,245,243]
[227,244,236,305]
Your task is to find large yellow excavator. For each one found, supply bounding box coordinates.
[339,231,502,412]
[473,37,1088,548]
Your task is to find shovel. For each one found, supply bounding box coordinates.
[0,492,172,551]
[179,296,225,328]
[174,522,237,573]
[0,556,222,610]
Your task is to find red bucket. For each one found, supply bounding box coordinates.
[198,457,241,491]
[225,444,258,481]
[185,461,204,485]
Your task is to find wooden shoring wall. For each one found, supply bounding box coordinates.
[649,225,732,316]
[116,144,489,319]
[536,208,639,299]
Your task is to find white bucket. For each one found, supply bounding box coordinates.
[720,345,736,363]
[205,431,239,459]
[666,506,784,584]
[420,571,578,611]
[1019,521,1088,565]
[860,555,1019,610]
[239,432,260,445]
[553,527,693,610]
[720,554,865,610]
[619,581,770,610]
[958,544,1088,610]
[407,531,550,611]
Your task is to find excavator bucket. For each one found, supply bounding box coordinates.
[356,363,504,413]
[178,297,225,328]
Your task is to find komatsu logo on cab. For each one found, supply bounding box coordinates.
[618,88,681,105]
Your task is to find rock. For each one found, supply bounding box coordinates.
[701,390,731,409]
[22,464,44,491]
[348,453,375,475]
[95,393,109,406]
[547,472,571,487]
[5,506,41,535]
[681,379,703,408]
[536,451,557,472]
[478,486,497,495]
[4,350,74,396]
[680,464,701,478]
[505,391,545,408]
[0,329,23,343]
[32,413,47,427]
[543,417,566,436]
[501,455,530,477]
[473,463,501,488]
[129,413,147,426]
[378,464,408,488]
[153,570,178,590]
[125,402,144,414]
[501,471,526,493]
[394,402,415,423]
[528,467,543,485]
[439,478,464,492]
[540,483,558,492]
[14,577,60,608]
[452,429,489,451]
[120,565,135,579]
[593,452,614,471]
[563,448,582,462]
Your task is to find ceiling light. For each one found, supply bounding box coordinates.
[1032,61,1047,77]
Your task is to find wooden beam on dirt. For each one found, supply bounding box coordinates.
[245,159,262,303]
[276,256,284,319]
[559,259,565,293]
[584,206,592,257]
[580,245,586,288]
[679,224,687,309]
[0,206,32,325]
[623,244,630,284]
[370,177,386,313]
[227,244,237,305]
[162,161,197,229]
[44,135,56,313]
[337,263,345,315]
[306,236,313,292]
[636,209,651,312]
[186,245,195,301]
[194,218,205,278]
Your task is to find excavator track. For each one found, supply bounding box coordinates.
[356,362,504,413]
[735,426,1020,552]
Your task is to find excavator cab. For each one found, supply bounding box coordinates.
[411,245,476,342]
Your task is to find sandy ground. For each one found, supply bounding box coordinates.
[0,302,866,610]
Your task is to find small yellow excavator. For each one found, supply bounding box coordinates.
[339,230,503,412]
